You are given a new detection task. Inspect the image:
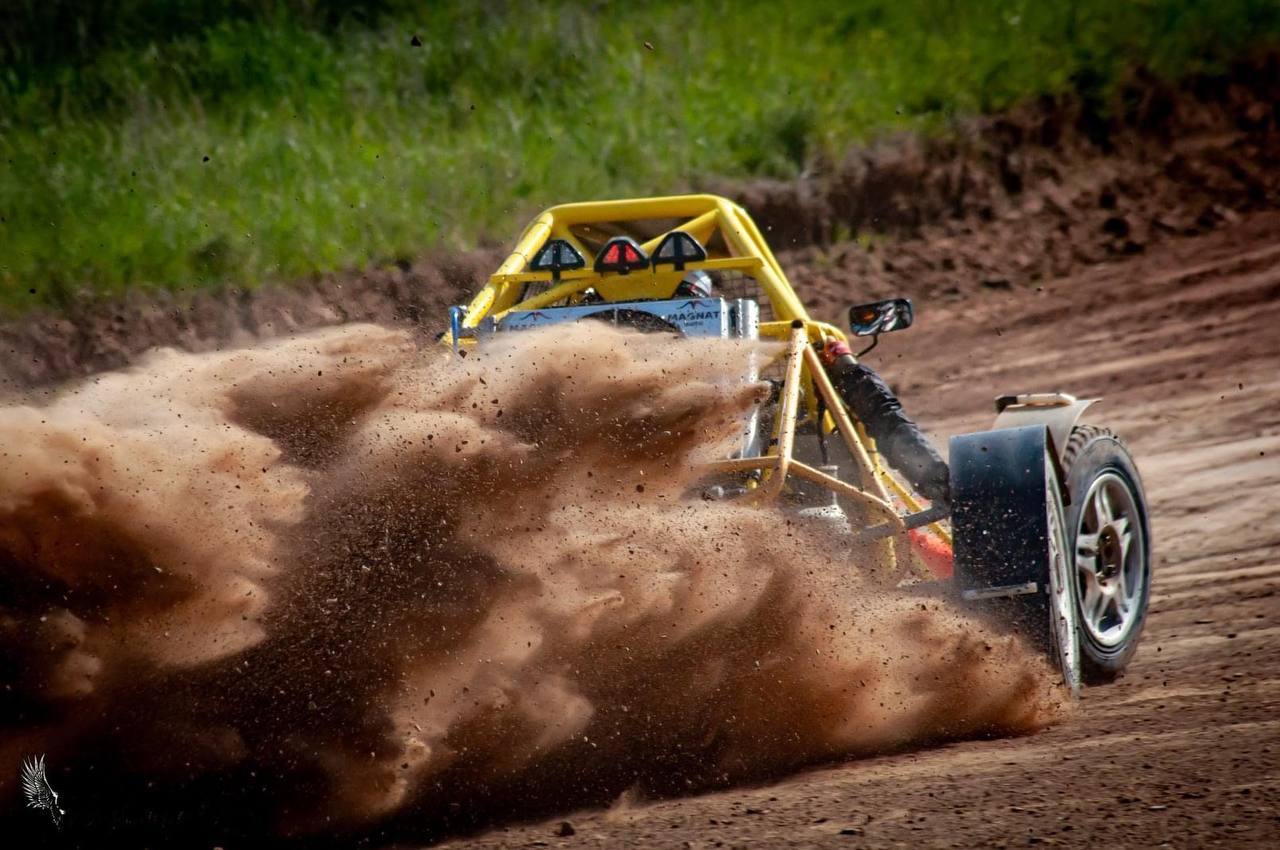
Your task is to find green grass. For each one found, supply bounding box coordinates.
[2,0,1278,311]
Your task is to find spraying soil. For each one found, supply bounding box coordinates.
[0,322,1060,845]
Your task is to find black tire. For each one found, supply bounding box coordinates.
[1061,425,1152,683]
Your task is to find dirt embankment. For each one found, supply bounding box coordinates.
[4,58,1280,390]
[741,56,1280,320]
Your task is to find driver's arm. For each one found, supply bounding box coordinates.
[821,340,951,506]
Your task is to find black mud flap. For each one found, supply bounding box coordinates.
[950,425,1081,695]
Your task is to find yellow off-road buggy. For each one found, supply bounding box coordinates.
[445,194,1153,692]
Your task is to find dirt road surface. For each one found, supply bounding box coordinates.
[428,211,1280,848]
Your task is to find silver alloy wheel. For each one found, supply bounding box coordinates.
[1074,471,1146,648]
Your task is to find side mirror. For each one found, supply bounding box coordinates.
[848,298,914,337]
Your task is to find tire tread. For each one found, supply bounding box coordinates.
[1061,424,1114,473]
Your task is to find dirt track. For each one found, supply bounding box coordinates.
[431,211,1280,848]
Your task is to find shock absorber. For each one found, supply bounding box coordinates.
[819,339,951,506]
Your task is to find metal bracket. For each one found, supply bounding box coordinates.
[992,392,1098,466]
[448,305,465,353]
[853,504,951,542]
[961,581,1039,601]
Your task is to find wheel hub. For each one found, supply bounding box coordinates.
[1097,526,1122,578]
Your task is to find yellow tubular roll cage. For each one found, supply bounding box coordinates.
[453,194,951,572]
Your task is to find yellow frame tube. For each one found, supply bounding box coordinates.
[464,195,818,331]
[802,345,891,503]
[765,324,809,497]
[638,209,719,255]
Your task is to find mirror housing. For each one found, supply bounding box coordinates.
[848,298,914,337]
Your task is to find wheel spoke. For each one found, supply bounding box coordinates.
[1081,583,1099,622]
[1078,558,1098,584]
[1095,484,1115,524]
[1077,531,1101,560]
[1091,586,1111,624]
[1081,573,1105,623]
[1084,497,1102,532]
[1114,560,1130,608]
[1118,529,1134,564]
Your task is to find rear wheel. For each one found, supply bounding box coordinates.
[1061,426,1152,682]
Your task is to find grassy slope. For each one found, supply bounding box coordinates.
[1,0,1277,311]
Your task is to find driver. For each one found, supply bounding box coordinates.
[613,267,950,505]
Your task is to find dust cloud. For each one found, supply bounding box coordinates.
[0,323,1063,842]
